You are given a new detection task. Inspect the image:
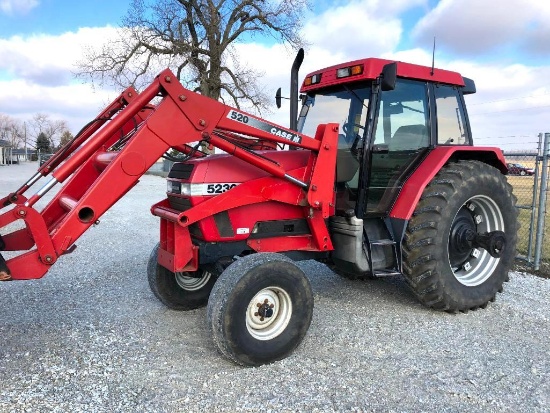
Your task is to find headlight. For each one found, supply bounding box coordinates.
[167,180,185,194]
[180,183,191,196]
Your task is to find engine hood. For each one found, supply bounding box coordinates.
[174,150,311,184]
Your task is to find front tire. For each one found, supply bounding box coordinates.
[402,161,518,312]
[147,243,216,310]
[207,253,314,366]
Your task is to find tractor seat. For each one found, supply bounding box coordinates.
[336,146,360,183]
[389,124,429,151]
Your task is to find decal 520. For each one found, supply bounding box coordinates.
[227,110,302,144]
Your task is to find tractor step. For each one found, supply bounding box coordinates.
[372,269,402,277]
[370,239,396,246]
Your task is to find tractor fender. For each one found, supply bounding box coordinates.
[389,146,507,221]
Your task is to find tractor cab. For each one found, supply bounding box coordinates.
[298,59,473,219]
[297,59,480,277]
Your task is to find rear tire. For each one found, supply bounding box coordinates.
[207,253,314,366]
[147,243,216,310]
[402,161,518,312]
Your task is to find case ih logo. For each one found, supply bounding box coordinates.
[227,110,302,144]
[269,127,301,143]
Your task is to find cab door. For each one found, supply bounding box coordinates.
[364,79,431,215]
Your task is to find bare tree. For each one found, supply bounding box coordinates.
[0,114,24,149]
[77,0,309,112]
[30,114,69,150]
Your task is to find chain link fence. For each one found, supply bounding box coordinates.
[505,133,550,275]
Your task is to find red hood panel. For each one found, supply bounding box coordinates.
[186,150,310,183]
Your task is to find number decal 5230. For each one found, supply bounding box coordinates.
[206,183,238,194]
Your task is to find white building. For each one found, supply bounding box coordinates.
[0,140,12,165]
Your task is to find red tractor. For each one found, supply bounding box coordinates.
[0,51,517,366]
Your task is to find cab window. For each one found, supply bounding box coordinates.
[434,85,468,145]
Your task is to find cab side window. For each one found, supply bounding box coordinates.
[434,85,468,145]
[373,79,429,150]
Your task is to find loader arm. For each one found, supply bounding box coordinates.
[0,69,339,280]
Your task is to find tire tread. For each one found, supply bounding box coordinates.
[401,160,518,312]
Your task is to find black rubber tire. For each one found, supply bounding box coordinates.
[402,160,518,312]
[147,243,216,310]
[207,253,314,366]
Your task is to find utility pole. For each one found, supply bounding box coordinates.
[24,121,27,161]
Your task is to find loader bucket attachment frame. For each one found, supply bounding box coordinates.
[0,69,339,280]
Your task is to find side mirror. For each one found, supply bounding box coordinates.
[462,77,476,95]
[381,62,397,91]
[275,88,282,109]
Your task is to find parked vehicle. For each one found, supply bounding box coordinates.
[39,154,54,166]
[0,51,518,366]
[507,163,534,176]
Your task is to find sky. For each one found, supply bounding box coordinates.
[1,0,550,151]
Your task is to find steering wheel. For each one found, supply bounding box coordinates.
[341,123,365,156]
[342,122,365,135]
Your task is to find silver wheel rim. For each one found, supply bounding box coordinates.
[449,195,504,287]
[175,270,211,291]
[246,287,292,341]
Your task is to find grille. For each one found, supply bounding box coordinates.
[168,196,191,211]
[168,163,194,180]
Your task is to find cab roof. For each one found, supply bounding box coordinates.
[300,58,466,93]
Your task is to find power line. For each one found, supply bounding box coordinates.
[468,91,550,106]
[470,104,550,115]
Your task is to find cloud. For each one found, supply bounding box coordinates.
[0,0,39,15]
[412,0,550,58]
[349,45,550,147]
[0,1,421,134]
[0,78,117,130]
[458,62,550,145]
[0,0,549,151]
[302,1,404,60]
[0,27,118,87]
[0,27,122,132]
[523,24,550,55]
[0,79,111,115]
[365,0,427,17]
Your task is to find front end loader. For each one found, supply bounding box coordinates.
[0,53,517,366]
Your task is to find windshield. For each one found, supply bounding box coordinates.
[297,84,370,150]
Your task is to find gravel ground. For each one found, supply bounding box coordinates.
[1,162,549,412]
